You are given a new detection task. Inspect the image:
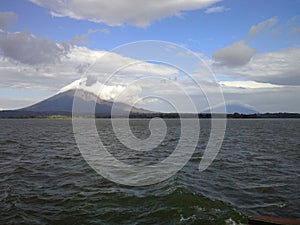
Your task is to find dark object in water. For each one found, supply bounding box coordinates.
[249,216,300,225]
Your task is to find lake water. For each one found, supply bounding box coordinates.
[0,119,299,224]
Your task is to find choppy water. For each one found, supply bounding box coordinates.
[0,119,299,224]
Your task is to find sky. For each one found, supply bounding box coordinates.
[0,0,299,112]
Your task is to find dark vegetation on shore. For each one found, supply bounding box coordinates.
[0,110,299,119]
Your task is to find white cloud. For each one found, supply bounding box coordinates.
[205,6,230,14]
[213,40,256,67]
[86,51,178,78]
[219,80,282,89]
[29,0,220,27]
[0,11,18,29]
[247,17,278,39]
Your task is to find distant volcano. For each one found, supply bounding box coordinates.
[0,89,151,117]
[202,103,259,114]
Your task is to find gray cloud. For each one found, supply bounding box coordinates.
[85,75,98,86]
[0,11,18,29]
[29,0,220,27]
[213,41,256,67]
[0,30,70,65]
[75,63,90,74]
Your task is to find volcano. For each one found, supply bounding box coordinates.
[0,89,150,117]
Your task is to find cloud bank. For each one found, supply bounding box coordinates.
[0,29,178,92]
[217,48,300,85]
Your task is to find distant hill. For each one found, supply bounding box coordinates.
[225,104,258,114]
[203,104,259,114]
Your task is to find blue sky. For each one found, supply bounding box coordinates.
[2,0,299,53]
[0,0,299,112]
